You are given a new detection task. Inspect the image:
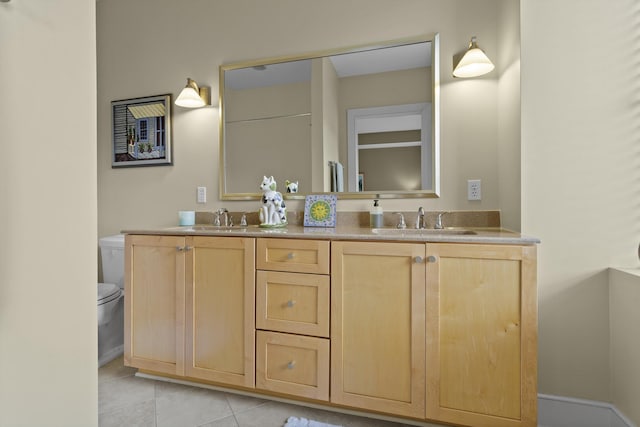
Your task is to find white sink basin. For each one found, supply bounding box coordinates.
[371,228,477,236]
[172,225,257,232]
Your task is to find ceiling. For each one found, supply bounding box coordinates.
[225,41,432,91]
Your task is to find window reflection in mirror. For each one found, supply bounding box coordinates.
[220,35,439,199]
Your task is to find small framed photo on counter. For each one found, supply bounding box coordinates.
[303,194,337,227]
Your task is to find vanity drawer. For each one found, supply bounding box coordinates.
[257,238,329,275]
[256,331,329,401]
[256,271,329,338]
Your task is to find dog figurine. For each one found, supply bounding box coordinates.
[259,176,287,226]
[285,180,298,193]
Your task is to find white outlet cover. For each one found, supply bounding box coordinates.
[467,179,481,201]
[197,186,207,203]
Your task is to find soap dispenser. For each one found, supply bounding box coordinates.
[370,199,383,228]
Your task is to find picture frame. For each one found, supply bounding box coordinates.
[111,94,172,167]
[303,194,337,227]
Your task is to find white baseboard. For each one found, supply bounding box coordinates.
[538,394,637,427]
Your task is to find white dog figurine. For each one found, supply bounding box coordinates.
[259,176,287,226]
[285,180,298,193]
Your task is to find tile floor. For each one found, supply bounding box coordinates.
[99,356,435,427]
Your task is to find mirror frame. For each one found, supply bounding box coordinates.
[219,33,440,200]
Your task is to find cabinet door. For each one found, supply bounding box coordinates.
[185,236,256,388]
[124,235,185,376]
[331,241,426,418]
[426,243,537,427]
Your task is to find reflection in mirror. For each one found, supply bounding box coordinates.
[220,35,439,199]
[347,103,432,192]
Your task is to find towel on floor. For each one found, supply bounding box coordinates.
[284,416,342,427]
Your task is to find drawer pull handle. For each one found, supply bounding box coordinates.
[287,252,295,260]
[286,300,296,308]
[287,361,296,369]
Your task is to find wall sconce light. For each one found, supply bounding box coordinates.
[175,78,210,108]
[453,37,495,78]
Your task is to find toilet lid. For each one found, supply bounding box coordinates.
[98,283,121,305]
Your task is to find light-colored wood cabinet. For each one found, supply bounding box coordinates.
[185,236,255,388]
[331,241,426,418]
[124,235,186,376]
[125,233,537,427]
[425,243,537,427]
[125,235,255,388]
[255,238,331,401]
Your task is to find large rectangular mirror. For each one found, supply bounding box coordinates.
[220,34,439,200]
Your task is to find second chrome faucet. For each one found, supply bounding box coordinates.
[414,207,448,229]
[415,207,426,229]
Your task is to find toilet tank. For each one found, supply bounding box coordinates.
[99,234,125,289]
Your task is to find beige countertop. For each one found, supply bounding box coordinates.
[122,224,540,245]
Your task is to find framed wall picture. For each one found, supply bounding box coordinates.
[111,94,172,167]
[303,194,337,227]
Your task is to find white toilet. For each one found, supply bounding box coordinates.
[98,234,125,367]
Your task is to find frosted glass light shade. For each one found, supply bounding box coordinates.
[175,78,206,108]
[453,37,495,78]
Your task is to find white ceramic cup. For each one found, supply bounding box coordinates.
[178,210,195,226]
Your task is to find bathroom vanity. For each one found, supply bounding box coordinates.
[123,224,538,427]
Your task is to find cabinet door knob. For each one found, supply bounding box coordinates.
[286,300,296,308]
[414,256,424,264]
[287,361,296,369]
[176,246,184,251]
[287,252,295,260]
[184,246,192,251]
[427,255,437,263]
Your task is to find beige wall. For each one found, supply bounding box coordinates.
[521,0,640,408]
[311,56,341,192]
[609,269,640,425]
[0,0,98,426]
[497,0,521,231]
[319,57,340,192]
[97,0,515,238]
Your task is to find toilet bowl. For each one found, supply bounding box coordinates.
[98,234,125,367]
[98,283,121,326]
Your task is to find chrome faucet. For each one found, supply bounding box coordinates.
[434,212,447,229]
[415,207,425,229]
[394,212,407,229]
[215,208,229,227]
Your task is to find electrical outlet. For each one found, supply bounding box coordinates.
[467,179,481,201]
[197,186,207,203]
